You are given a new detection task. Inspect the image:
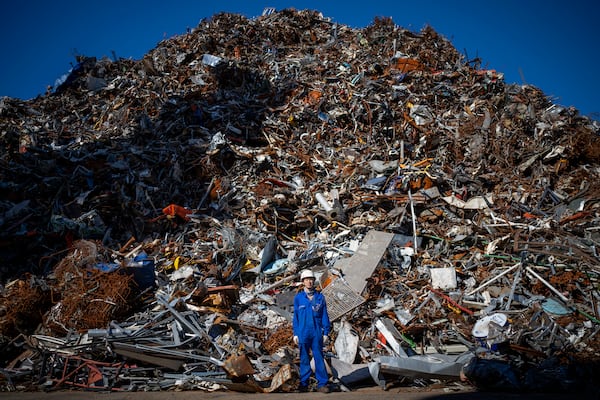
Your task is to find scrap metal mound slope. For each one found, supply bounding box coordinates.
[1,9,598,277]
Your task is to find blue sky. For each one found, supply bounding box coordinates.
[1,1,598,119]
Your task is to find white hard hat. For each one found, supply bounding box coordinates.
[300,269,315,280]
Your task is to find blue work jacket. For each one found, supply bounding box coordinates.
[293,290,331,340]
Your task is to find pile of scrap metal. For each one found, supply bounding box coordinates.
[0,7,599,395]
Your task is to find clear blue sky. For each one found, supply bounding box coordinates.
[1,1,598,119]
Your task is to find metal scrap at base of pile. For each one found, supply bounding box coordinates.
[1,6,600,396]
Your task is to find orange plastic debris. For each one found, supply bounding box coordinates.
[162,204,192,221]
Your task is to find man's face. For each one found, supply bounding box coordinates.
[303,277,315,290]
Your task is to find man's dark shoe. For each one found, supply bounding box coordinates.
[317,385,330,393]
[297,385,309,392]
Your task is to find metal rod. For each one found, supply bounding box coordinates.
[525,266,569,303]
[408,189,418,255]
[466,262,521,296]
[505,265,522,311]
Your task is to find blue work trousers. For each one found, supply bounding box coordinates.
[298,334,328,387]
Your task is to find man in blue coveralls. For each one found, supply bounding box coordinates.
[293,269,331,393]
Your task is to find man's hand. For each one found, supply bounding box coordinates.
[293,336,299,345]
[323,335,329,345]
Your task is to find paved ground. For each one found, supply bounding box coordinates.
[0,386,596,400]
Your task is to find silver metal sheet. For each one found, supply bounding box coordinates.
[334,230,394,295]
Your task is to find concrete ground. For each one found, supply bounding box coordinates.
[0,385,596,400]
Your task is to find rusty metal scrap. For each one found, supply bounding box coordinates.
[44,240,134,334]
[262,324,294,354]
[0,276,51,338]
